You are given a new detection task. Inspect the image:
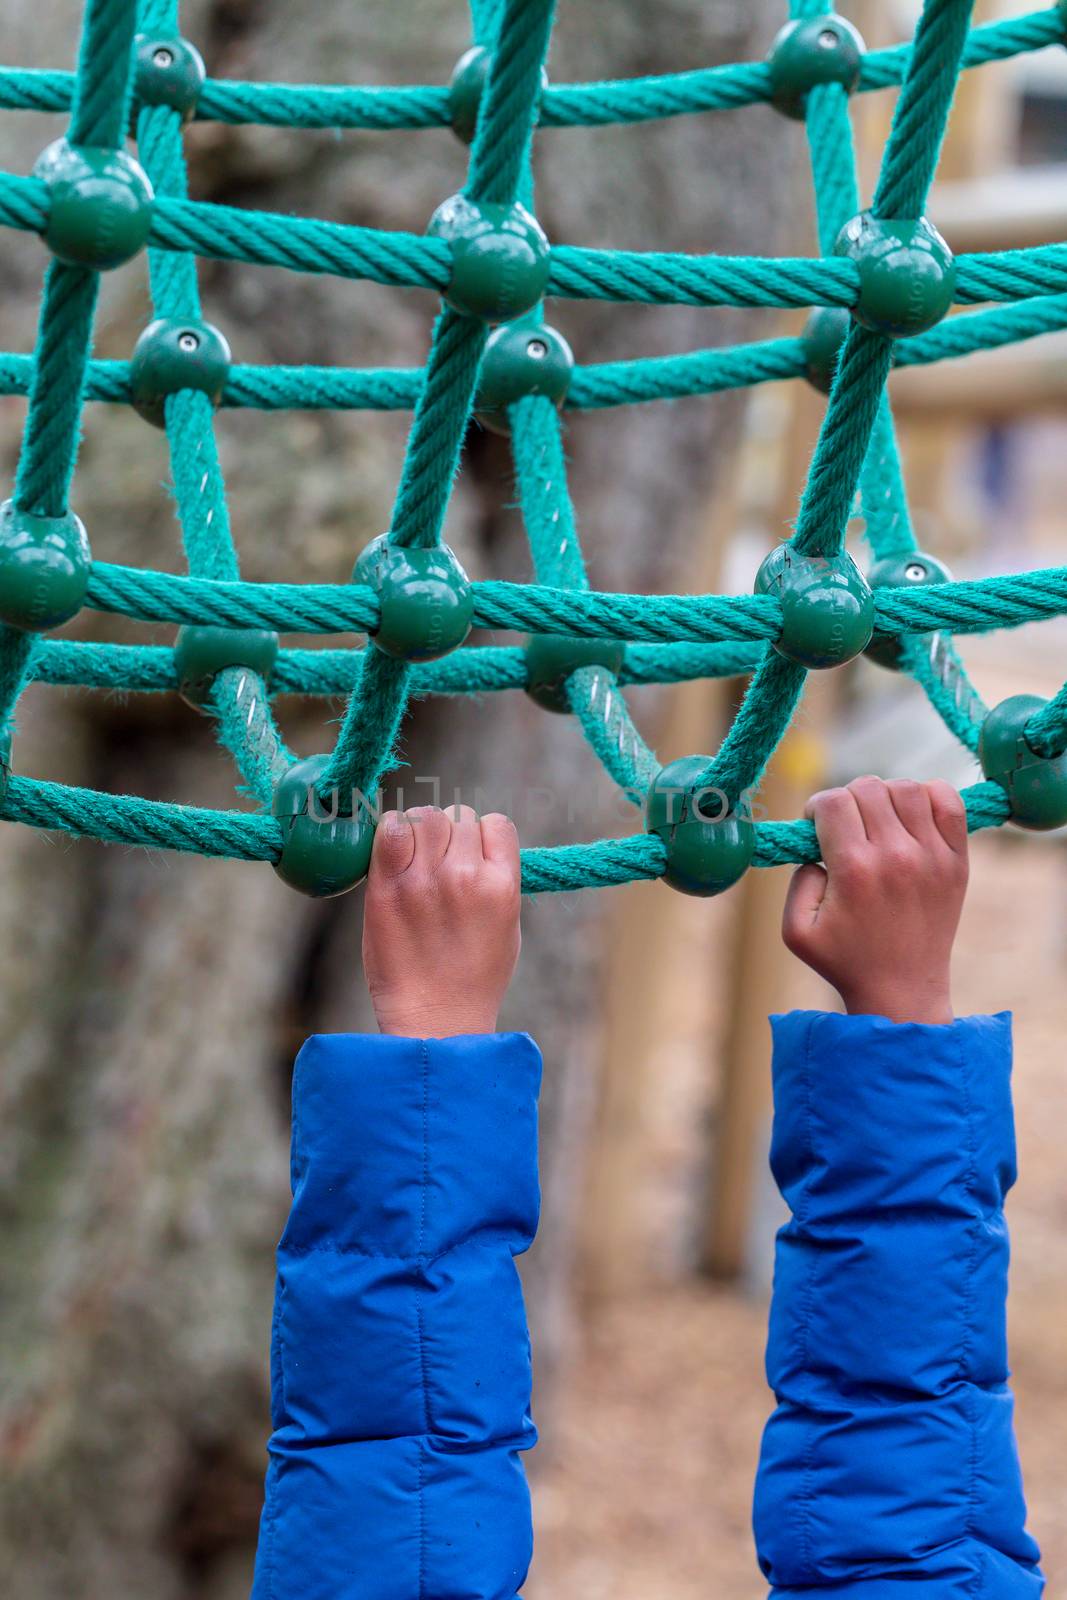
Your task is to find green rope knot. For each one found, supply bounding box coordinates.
[755,544,874,669]
[272,754,376,897]
[174,624,279,711]
[354,535,474,661]
[979,694,1067,831]
[0,499,91,632]
[525,633,625,713]
[865,551,952,671]
[475,319,574,435]
[835,212,956,338]
[33,138,153,269]
[646,755,755,897]
[767,15,865,121]
[130,317,232,428]
[428,193,550,322]
[133,34,206,123]
[449,45,548,145]
[801,306,850,395]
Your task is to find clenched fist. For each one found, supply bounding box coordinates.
[783,775,969,1026]
[362,804,522,1038]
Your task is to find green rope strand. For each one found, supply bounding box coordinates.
[873,0,976,220]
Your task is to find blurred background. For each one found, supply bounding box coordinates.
[2,1,1065,1595]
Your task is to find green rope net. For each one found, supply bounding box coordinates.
[2,0,1067,897]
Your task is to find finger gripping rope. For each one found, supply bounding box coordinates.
[1,0,1065,898]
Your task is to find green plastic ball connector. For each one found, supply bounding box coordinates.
[834,212,956,338]
[428,193,551,323]
[979,694,1067,832]
[0,499,91,632]
[865,549,952,670]
[646,754,756,897]
[272,754,376,898]
[133,34,207,122]
[755,543,874,669]
[801,306,850,395]
[449,45,550,145]
[33,138,153,270]
[173,624,279,710]
[524,633,625,713]
[766,15,865,121]
[475,320,574,435]
[354,535,474,662]
[129,317,232,428]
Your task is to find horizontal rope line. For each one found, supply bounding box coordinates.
[5,294,1067,419]
[0,11,1057,128]
[0,774,1014,885]
[5,173,1067,312]
[80,559,1067,642]
[29,638,762,695]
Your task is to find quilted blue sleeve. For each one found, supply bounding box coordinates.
[754,1010,1044,1598]
[250,1030,542,1600]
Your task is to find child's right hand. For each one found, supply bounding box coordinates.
[782,775,969,1025]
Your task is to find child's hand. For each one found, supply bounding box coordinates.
[782,776,968,1025]
[362,804,522,1038]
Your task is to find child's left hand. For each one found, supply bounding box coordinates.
[362,804,522,1038]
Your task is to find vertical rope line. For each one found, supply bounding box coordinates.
[804,81,917,562]
[802,28,988,755]
[67,0,139,148]
[320,0,557,802]
[873,0,977,219]
[511,396,659,803]
[510,394,588,590]
[135,44,293,801]
[466,0,556,205]
[698,0,974,802]
[13,264,100,518]
[1,0,141,736]
[388,308,488,551]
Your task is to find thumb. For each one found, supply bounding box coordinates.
[369,810,415,880]
[782,862,828,954]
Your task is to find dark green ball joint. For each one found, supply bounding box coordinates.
[354,535,474,662]
[449,45,549,145]
[646,754,755,897]
[802,306,850,395]
[33,138,153,270]
[835,212,956,338]
[272,754,376,899]
[475,319,574,436]
[173,624,279,711]
[129,317,232,428]
[0,499,91,632]
[133,34,207,122]
[428,193,550,323]
[865,549,952,670]
[755,543,874,669]
[524,633,625,713]
[767,15,865,120]
[979,694,1067,833]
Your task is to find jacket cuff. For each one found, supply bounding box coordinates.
[285,1031,543,1259]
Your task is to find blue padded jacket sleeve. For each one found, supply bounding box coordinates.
[250,1030,542,1600]
[753,1010,1043,1599]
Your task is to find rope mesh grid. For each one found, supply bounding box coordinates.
[1,0,1065,895]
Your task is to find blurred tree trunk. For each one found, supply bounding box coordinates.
[0,1,790,1594]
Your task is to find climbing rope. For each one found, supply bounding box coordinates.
[2,0,1067,897]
